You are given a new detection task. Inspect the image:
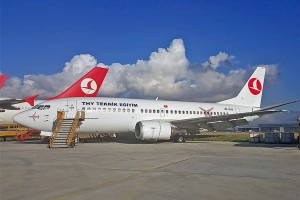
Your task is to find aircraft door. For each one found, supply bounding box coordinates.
[65,100,77,118]
[160,108,165,117]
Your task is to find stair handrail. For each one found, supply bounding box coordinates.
[49,111,65,148]
[66,111,81,147]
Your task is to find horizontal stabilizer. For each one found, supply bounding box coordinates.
[259,99,300,111]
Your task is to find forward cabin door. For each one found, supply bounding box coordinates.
[65,100,77,118]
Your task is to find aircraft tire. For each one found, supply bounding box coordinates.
[174,134,185,143]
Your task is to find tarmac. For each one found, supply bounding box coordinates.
[0,140,299,200]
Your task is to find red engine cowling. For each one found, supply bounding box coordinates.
[135,121,172,141]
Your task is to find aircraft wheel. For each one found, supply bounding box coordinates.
[174,134,185,143]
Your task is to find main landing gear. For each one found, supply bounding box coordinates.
[173,134,186,143]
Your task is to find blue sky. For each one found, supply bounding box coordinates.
[1,0,299,112]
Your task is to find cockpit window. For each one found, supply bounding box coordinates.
[37,105,50,110]
[32,105,40,109]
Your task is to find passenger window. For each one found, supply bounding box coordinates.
[93,108,96,111]
[149,109,152,113]
[175,110,177,114]
[170,110,173,114]
[123,108,126,112]
[153,110,156,113]
[182,111,185,114]
[166,110,169,114]
[108,108,111,112]
[127,109,130,112]
[103,108,106,112]
[179,110,181,114]
[197,111,199,115]
[82,107,85,111]
[118,108,121,112]
[98,108,101,112]
[87,107,91,111]
[141,109,144,113]
[113,108,116,112]
[132,109,135,113]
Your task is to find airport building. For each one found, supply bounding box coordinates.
[237,123,298,133]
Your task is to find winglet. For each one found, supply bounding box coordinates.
[46,67,108,100]
[23,94,39,106]
[0,74,8,89]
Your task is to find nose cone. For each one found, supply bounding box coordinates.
[13,110,35,128]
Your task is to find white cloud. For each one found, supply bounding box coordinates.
[0,39,279,105]
[202,52,235,70]
[1,54,97,98]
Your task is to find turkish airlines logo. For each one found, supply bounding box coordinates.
[199,107,214,117]
[248,78,262,95]
[80,78,97,94]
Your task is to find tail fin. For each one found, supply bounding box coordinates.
[218,67,266,108]
[0,74,8,89]
[46,67,108,100]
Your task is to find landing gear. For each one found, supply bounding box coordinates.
[174,134,185,143]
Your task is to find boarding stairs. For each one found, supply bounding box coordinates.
[49,111,85,148]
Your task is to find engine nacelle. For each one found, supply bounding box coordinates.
[135,121,172,141]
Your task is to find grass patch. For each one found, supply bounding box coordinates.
[187,134,249,142]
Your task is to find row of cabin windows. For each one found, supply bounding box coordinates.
[81,107,229,116]
[141,109,229,116]
[82,107,135,113]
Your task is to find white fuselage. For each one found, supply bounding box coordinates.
[13,97,258,133]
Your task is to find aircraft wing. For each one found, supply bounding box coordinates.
[0,99,24,110]
[171,109,284,133]
[0,95,39,110]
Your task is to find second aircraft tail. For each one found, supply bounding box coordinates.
[0,74,8,90]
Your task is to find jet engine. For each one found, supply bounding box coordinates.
[135,121,172,141]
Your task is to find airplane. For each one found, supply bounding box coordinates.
[0,74,8,89]
[13,67,299,142]
[0,67,108,123]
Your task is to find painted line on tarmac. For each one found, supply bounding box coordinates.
[51,156,197,200]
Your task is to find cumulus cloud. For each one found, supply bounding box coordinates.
[1,54,97,98]
[202,52,235,70]
[0,39,279,104]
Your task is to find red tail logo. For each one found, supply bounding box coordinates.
[80,78,97,94]
[248,78,262,95]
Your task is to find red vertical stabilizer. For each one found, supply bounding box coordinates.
[46,67,108,100]
[0,74,8,89]
[23,94,39,106]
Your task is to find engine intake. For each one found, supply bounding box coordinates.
[135,121,172,141]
